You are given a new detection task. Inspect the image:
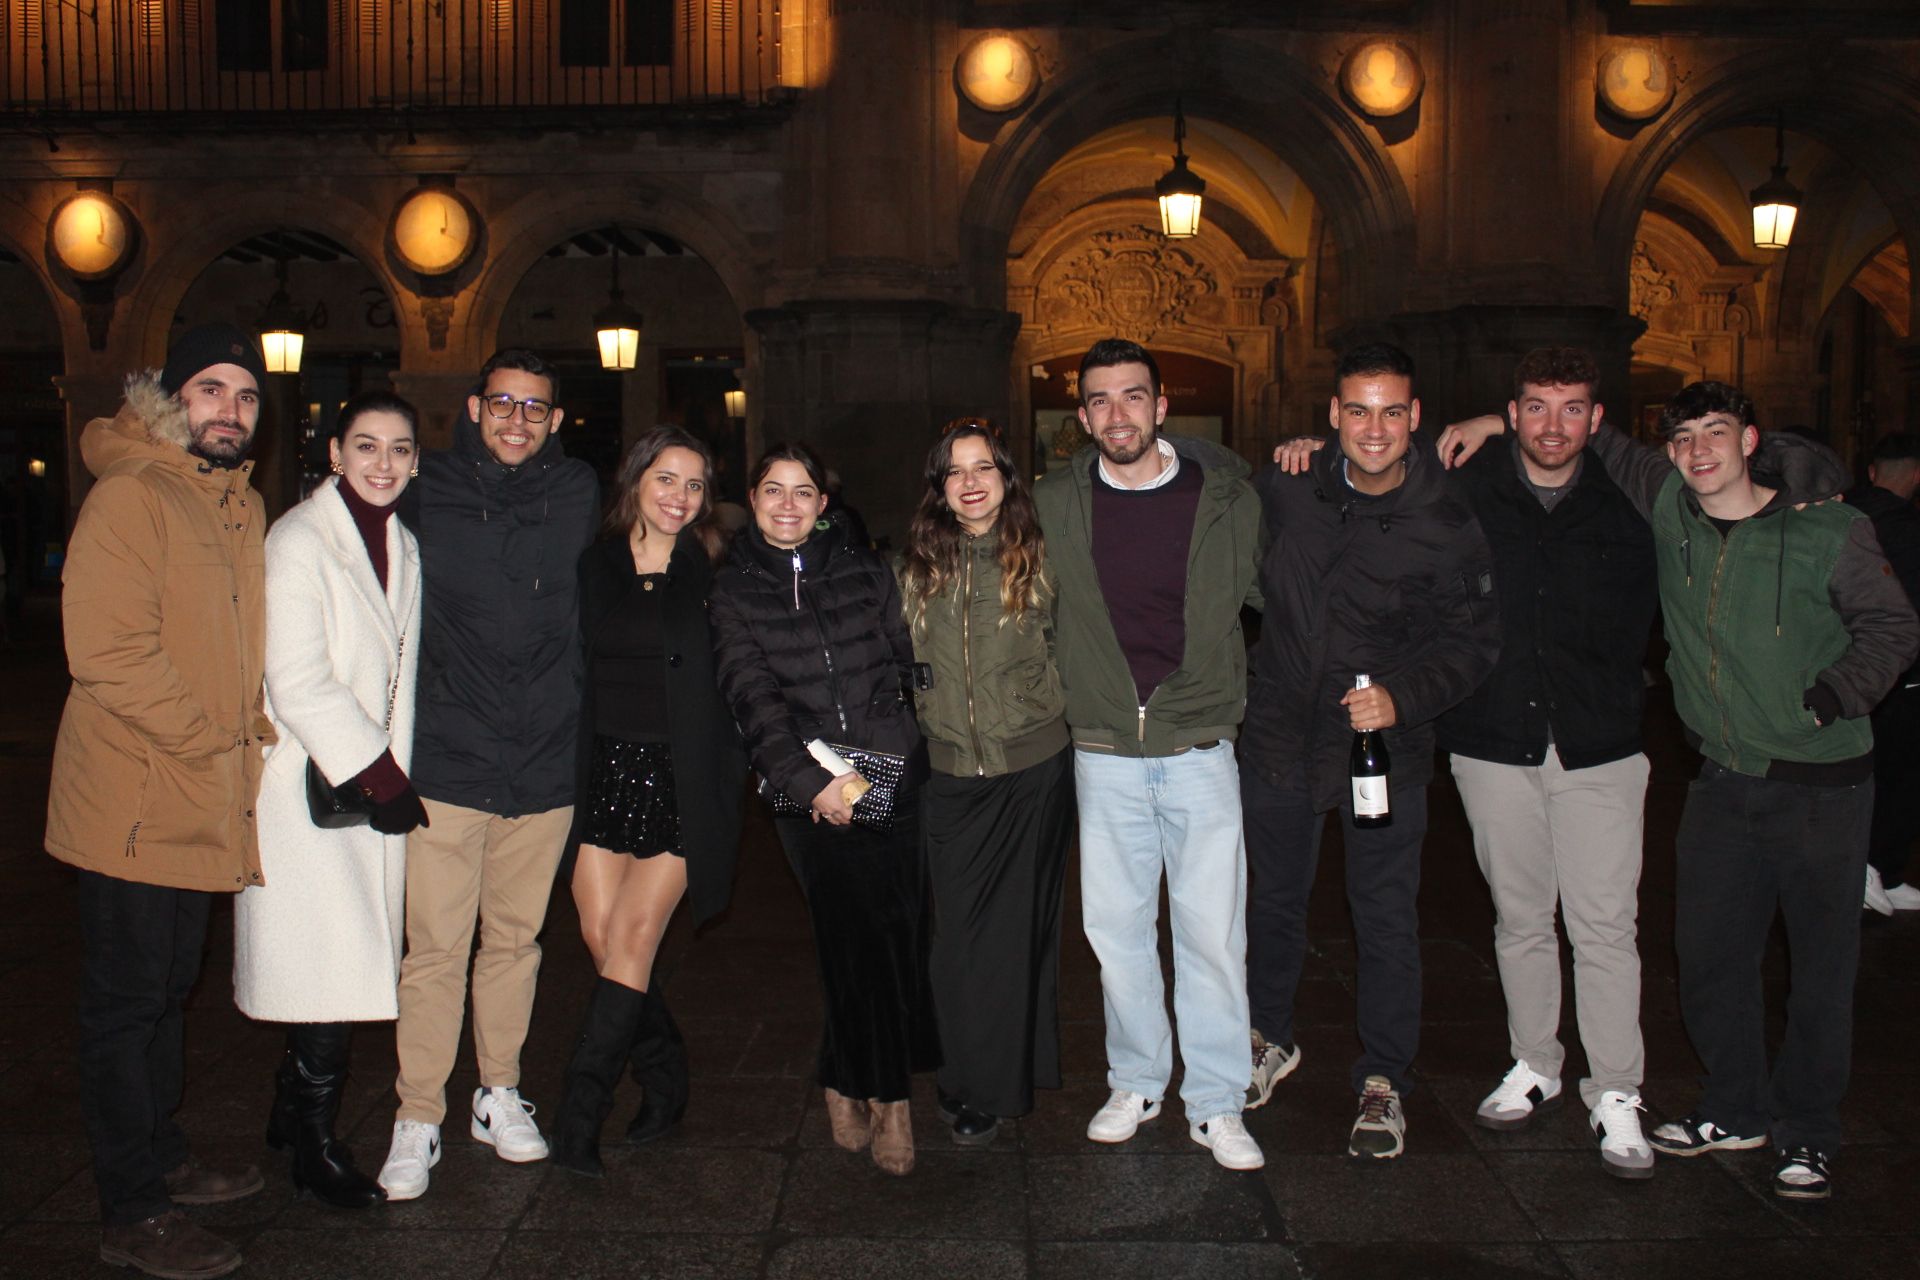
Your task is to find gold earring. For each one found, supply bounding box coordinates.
[409,468,419,477]
[330,462,343,475]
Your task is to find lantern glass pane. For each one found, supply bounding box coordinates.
[1751,201,1797,251]
[1159,191,1203,239]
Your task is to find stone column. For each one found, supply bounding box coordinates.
[747,301,1020,546]
[54,370,127,524]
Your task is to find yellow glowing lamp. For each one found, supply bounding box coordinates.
[258,259,306,374]
[724,387,746,419]
[1156,101,1206,240]
[1750,118,1803,252]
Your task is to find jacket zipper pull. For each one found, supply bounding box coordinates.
[791,550,803,610]
[1138,704,1147,742]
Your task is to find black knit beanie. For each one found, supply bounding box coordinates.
[160,323,268,396]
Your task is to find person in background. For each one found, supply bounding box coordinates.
[900,418,1074,1147]
[236,391,428,1209]
[548,427,746,1176]
[710,442,936,1176]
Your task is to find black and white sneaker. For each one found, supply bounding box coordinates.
[1772,1147,1831,1200]
[1474,1059,1562,1131]
[1648,1113,1767,1157]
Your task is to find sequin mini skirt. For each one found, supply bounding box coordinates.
[580,736,683,858]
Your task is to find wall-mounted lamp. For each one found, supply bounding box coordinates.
[258,258,307,375]
[594,242,644,371]
[724,386,746,419]
[1156,100,1206,240]
[1750,115,1803,252]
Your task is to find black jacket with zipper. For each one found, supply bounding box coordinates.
[1242,437,1501,814]
[1437,440,1659,770]
[400,413,600,817]
[709,520,921,808]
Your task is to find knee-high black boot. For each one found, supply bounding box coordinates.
[625,988,689,1144]
[552,977,648,1177]
[289,1023,385,1209]
[265,1033,299,1150]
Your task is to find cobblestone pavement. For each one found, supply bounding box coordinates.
[1,594,1916,1280]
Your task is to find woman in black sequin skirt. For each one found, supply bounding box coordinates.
[549,427,745,1177]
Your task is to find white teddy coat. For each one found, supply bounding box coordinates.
[233,479,422,1022]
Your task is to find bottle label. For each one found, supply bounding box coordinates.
[1352,775,1389,817]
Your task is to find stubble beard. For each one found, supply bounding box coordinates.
[188,417,254,469]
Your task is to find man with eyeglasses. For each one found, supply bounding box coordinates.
[378,349,600,1200]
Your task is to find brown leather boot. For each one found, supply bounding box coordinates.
[823,1088,871,1151]
[161,1158,264,1205]
[99,1209,242,1279]
[869,1099,915,1176]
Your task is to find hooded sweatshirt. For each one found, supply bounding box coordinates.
[46,373,269,891]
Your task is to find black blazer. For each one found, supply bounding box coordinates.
[1436,439,1658,770]
[562,530,746,926]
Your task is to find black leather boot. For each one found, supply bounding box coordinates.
[265,1034,299,1151]
[288,1023,385,1209]
[625,988,689,1144]
[551,977,648,1177]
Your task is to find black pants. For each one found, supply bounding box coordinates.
[74,869,212,1226]
[1868,684,1920,888]
[1674,763,1871,1152]
[926,748,1074,1118]
[775,807,939,1102]
[1243,764,1427,1094]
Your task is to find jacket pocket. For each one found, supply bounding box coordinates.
[133,744,237,854]
[999,655,1065,736]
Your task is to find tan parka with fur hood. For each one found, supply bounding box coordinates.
[45,373,270,892]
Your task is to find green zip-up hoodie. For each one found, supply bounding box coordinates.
[1589,425,1918,781]
[1033,435,1262,757]
[904,532,1070,778]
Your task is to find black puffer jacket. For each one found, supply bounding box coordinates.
[710,520,921,807]
[403,415,600,816]
[1437,440,1658,770]
[1242,438,1500,813]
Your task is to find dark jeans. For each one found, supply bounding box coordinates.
[1674,763,1871,1152]
[1242,764,1428,1094]
[74,869,212,1225]
[1868,683,1920,888]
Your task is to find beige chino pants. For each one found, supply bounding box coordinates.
[393,798,573,1125]
[1450,750,1648,1110]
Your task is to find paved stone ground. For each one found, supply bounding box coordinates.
[1,592,1917,1280]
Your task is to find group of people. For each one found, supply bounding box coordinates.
[43,320,1916,1279]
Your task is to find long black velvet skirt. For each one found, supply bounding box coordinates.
[774,806,940,1102]
[925,747,1075,1117]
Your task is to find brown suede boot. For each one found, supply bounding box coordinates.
[869,1099,914,1176]
[161,1158,264,1205]
[823,1088,871,1152]
[99,1209,242,1279]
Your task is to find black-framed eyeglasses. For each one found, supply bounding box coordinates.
[482,393,553,423]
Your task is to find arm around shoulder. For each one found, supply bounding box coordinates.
[1819,517,1920,719]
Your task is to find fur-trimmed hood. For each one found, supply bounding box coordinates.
[80,371,254,482]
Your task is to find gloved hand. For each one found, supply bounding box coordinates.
[369,786,430,835]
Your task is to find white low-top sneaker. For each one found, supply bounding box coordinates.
[1865,865,1895,916]
[378,1118,441,1201]
[1590,1090,1654,1180]
[1474,1059,1562,1131]
[1247,1031,1302,1111]
[1085,1089,1161,1144]
[1886,879,1920,910]
[1190,1113,1265,1171]
[471,1086,549,1162]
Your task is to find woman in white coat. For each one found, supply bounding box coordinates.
[235,391,429,1209]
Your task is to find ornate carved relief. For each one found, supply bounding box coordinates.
[1629,240,1678,321]
[1037,225,1220,344]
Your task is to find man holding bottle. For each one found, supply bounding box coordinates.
[1240,342,1499,1159]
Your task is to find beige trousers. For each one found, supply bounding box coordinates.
[393,798,573,1124]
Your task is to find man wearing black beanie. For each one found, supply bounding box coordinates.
[46,322,271,1278]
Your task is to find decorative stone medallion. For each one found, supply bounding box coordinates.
[1340,40,1424,118]
[1597,44,1675,121]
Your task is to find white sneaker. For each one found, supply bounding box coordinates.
[1865,865,1895,916]
[1474,1058,1563,1131]
[470,1086,549,1162]
[1086,1089,1160,1144]
[1190,1112,1265,1171]
[1247,1030,1302,1111]
[378,1118,441,1201]
[1590,1091,1654,1180]
[1888,880,1920,910]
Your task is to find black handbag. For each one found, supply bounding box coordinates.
[304,634,406,830]
[763,744,911,833]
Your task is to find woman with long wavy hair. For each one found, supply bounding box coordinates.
[899,418,1074,1146]
[547,427,746,1177]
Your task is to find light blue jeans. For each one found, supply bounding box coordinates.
[1074,743,1251,1122]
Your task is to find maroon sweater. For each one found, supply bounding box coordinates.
[335,480,410,802]
[1090,459,1202,706]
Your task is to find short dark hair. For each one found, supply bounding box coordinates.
[1335,342,1416,386]
[1079,338,1161,401]
[1511,347,1600,401]
[1871,431,1920,465]
[749,440,828,492]
[1658,381,1754,437]
[475,348,560,404]
[331,390,418,443]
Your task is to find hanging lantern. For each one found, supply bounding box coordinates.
[594,241,644,371]
[1750,116,1803,252]
[1156,100,1206,239]
[258,258,307,375]
[724,386,746,419]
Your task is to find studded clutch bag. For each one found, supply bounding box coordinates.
[763,743,911,833]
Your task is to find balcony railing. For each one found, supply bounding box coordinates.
[2,0,789,118]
